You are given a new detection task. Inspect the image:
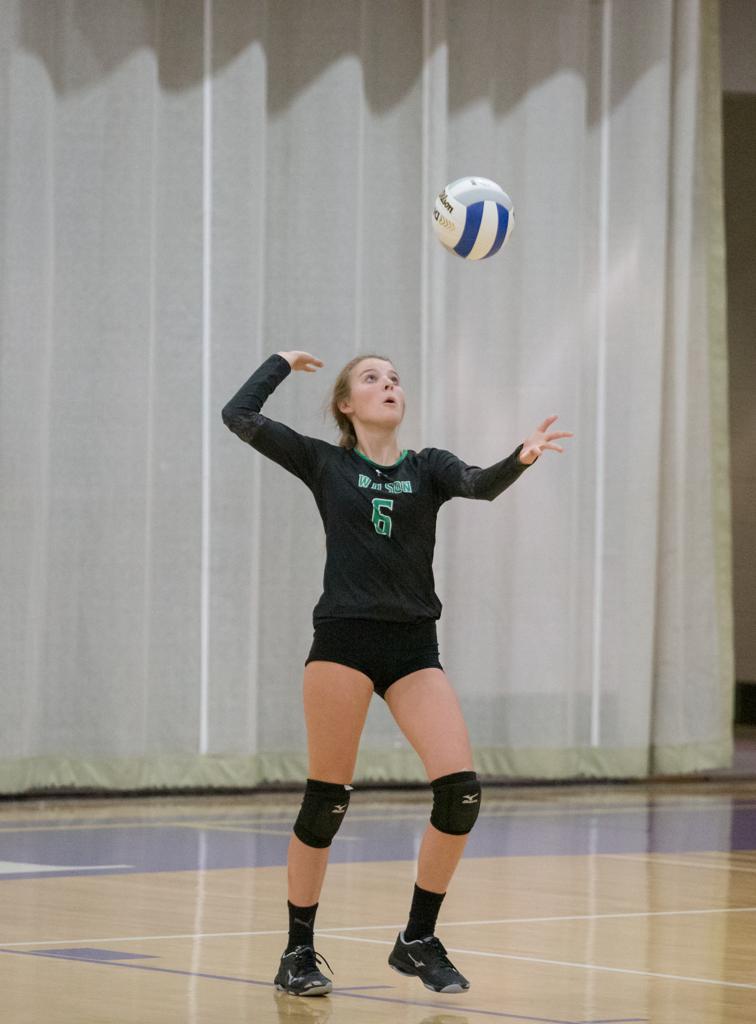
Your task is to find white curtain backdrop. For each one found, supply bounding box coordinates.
[0,0,732,792]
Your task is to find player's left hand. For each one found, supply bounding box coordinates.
[518,416,573,465]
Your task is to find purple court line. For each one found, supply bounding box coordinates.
[333,985,394,991]
[0,948,646,1024]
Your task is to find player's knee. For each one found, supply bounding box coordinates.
[430,770,481,835]
[293,778,353,848]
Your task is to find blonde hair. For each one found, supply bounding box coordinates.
[326,353,397,449]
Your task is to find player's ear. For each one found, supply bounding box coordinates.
[338,399,353,415]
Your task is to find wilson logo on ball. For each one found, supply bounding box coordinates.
[432,176,514,261]
[433,210,455,231]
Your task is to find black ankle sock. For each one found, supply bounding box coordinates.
[404,884,445,942]
[286,900,318,953]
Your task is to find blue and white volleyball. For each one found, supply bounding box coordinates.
[432,176,514,260]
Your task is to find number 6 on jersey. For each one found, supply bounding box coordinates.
[372,498,394,537]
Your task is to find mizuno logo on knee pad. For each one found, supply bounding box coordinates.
[332,804,348,814]
[462,794,479,804]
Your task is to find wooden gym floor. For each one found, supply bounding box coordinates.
[2,778,756,1023]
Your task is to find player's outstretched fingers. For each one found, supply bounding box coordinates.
[537,415,559,433]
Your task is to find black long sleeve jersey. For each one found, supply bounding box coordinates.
[222,353,530,626]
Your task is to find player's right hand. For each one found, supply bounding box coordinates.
[278,351,324,373]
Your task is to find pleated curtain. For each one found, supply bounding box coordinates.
[0,0,732,791]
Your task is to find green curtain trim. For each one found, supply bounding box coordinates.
[0,740,733,795]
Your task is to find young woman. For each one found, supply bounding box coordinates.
[222,349,571,997]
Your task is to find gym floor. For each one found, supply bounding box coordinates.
[2,769,756,1023]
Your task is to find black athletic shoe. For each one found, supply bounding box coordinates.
[274,945,333,996]
[388,931,470,993]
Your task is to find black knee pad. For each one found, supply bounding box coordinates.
[293,778,353,849]
[430,770,481,836]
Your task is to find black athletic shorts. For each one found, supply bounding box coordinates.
[305,618,443,699]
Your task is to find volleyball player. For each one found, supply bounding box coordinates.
[222,350,571,996]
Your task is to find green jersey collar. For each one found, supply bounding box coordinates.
[353,448,409,470]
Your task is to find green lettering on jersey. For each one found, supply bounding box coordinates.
[372,498,394,537]
[357,473,413,496]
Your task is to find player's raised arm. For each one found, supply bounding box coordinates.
[221,351,325,488]
[222,352,323,437]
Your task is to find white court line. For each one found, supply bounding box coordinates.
[5,797,756,834]
[0,928,290,949]
[3,904,756,949]
[319,906,756,931]
[245,800,756,825]
[609,853,756,875]
[180,824,359,841]
[0,863,132,876]
[3,794,756,822]
[0,820,306,835]
[0,821,352,838]
[323,933,756,992]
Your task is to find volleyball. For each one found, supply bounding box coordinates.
[432,176,514,260]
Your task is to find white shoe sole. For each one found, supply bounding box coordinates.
[389,962,468,994]
[275,982,332,996]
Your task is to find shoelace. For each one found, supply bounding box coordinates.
[422,936,458,973]
[292,945,334,978]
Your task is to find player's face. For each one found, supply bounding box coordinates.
[341,359,405,426]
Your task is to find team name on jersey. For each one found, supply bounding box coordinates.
[358,473,413,494]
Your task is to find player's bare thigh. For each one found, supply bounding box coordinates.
[385,667,473,780]
[303,660,374,783]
